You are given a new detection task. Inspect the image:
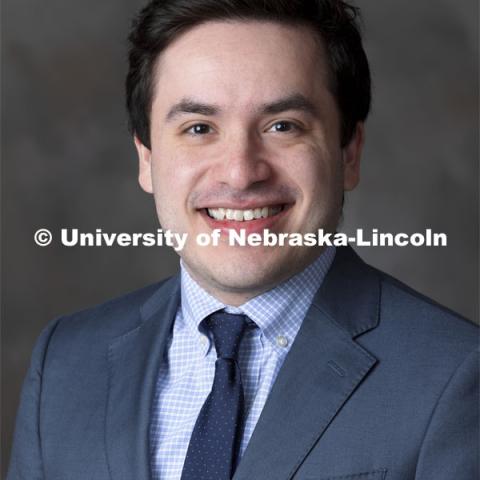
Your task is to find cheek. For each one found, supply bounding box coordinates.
[275,143,342,201]
[151,138,191,186]
[149,145,208,217]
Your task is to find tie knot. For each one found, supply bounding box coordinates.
[206,312,247,359]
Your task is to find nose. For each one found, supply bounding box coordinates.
[213,130,273,190]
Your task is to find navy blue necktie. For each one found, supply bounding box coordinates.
[180,311,247,480]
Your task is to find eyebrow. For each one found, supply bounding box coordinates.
[260,94,318,116]
[166,99,220,121]
[165,93,318,122]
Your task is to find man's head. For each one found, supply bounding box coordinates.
[126,0,371,305]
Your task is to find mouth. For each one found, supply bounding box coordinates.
[205,205,284,222]
[199,203,291,235]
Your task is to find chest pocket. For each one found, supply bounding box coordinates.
[302,469,387,480]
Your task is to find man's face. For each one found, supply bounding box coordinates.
[136,21,363,305]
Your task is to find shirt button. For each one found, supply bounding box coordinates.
[200,336,208,345]
[276,335,288,348]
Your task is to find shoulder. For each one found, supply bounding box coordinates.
[44,275,180,353]
[379,267,476,337]
[328,247,477,370]
[364,262,477,370]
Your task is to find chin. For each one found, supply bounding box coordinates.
[214,265,277,292]
[183,245,313,299]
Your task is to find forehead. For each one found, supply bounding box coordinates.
[151,20,332,112]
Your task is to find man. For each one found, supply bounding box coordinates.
[8,1,478,479]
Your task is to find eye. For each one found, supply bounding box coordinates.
[184,123,213,135]
[267,121,301,133]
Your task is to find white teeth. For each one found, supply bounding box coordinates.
[234,210,244,221]
[209,208,225,220]
[207,206,284,221]
[243,210,254,221]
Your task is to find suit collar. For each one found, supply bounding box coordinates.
[312,245,381,338]
[105,276,180,480]
[139,275,181,323]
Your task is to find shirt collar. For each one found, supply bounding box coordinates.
[180,246,336,354]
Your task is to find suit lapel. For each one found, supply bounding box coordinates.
[234,247,381,480]
[105,276,180,480]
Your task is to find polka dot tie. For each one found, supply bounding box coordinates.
[180,311,247,480]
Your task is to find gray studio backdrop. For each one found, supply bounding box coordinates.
[2,0,478,473]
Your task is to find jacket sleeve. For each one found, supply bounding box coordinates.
[415,348,479,479]
[7,318,62,480]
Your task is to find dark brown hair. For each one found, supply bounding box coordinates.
[126,0,371,148]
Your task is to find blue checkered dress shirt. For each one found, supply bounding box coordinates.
[150,247,336,479]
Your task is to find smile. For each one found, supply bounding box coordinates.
[206,205,284,222]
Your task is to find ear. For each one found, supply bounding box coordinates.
[134,135,153,194]
[342,122,365,191]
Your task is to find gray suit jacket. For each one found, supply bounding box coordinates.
[8,247,479,479]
